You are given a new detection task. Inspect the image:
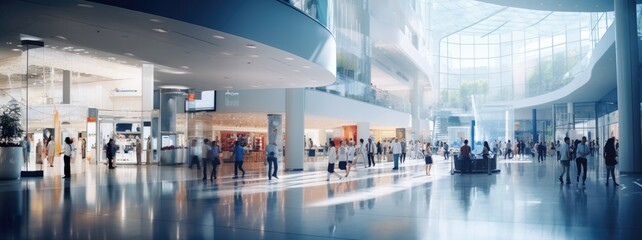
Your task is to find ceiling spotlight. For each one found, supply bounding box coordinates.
[310,79,318,83]
[180,66,189,69]
[292,69,300,73]
[5,42,12,45]
[284,57,294,61]
[77,3,94,8]
[124,52,135,57]
[149,18,163,23]
[152,28,168,33]
[11,48,21,52]
[302,65,310,69]
[213,35,225,39]
[221,52,232,56]
[55,35,67,40]
[108,57,116,60]
[245,44,256,49]
[249,54,260,58]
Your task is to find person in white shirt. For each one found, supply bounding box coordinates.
[346,141,355,177]
[201,139,212,180]
[575,136,590,185]
[338,140,348,176]
[504,140,513,159]
[189,139,201,170]
[558,137,572,184]
[62,137,75,179]
[391,138,402,170]
[326,141,342,181]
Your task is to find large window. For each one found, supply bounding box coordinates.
[438,11,610,111]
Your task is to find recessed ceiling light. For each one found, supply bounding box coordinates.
[180,66,189,69]
[213,35,225,39]
[152,28,168,33]
[77,3,94,8]
[149,18,163,23]
[124,52,135,57]
[221,52,232,56]
[11,49,20,52]
[284,57,294,61]
[292,69,300,72]
[5,42,12,45]
[55,35,67,40]
[302,65,310,69]
[16,45,22,47]
[310,79,318,82]
[249,54,260,58]
[245,44,256,49]
[108,57,116,60]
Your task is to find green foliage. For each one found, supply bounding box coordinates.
[0,100,24,146]
[527,50,581,97]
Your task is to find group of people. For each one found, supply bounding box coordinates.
[187,138,281,181]
[557,136,619,186]
[325,138,436,181]
[30,136,76,178]
[188,138,222,180]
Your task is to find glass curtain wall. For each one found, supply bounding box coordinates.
[437,10,615,111]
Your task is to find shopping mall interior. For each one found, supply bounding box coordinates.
[0,0,641,239]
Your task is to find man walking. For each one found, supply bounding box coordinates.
[201,138,211,180]
[366,138,375,167]
[391,139,401,170]
[575,136,590,185]
[558,137,572,184]
[266,140,278,180]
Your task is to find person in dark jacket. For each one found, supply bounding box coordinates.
[106,138,117,169]
[603,137,619,186]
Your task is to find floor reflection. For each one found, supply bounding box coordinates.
[1,155,640,238]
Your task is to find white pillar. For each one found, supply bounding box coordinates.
[285,88,304,171]
[615,0,642,173]
[142,64,154,111]
[411,79,422,139]
[357,122,370,143]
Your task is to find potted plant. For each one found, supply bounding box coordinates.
[0,100,24,180]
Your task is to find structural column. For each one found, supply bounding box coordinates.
[357,122,370,143]
[285,88,304,171]
[615,0,642,173]
[532,109,537,142]
[411,79,422,139]
[62,70,70,104]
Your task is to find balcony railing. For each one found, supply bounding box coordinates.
[310,75,410,113]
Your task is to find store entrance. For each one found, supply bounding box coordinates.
[95,110,152,165]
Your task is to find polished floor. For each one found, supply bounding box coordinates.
[2,153,641,239]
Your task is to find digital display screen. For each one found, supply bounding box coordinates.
[186,90,216,112]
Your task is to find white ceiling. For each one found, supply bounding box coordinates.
[0,0,335,91]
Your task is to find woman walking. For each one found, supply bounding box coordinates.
[425,142,433,176]
[326,141,343,181]
[338,140,348,176]
[604,137,619,186]
[346,141,355,177]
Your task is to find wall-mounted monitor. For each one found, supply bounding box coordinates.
[186,90,216,112]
